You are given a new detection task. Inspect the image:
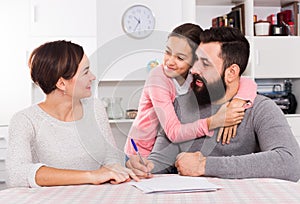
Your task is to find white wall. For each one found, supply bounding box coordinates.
[0,1,31,125]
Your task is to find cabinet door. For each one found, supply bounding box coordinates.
[253,37,300,78]
[30,0,96,37]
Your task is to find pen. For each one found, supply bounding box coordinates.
[130,138,149,175]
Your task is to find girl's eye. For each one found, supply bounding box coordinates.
[177,56,184,61]
[165,50,171,55]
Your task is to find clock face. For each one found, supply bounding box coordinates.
[122,5,155,39]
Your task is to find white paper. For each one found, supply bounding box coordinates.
[131,174,222,194]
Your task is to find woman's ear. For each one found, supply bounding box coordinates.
[225,64,240,83]
[56,77,67,92]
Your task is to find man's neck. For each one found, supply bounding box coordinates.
[212,80,240,105]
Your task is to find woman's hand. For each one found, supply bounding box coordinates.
[89,163,139,185]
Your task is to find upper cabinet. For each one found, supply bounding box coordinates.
[253,36,300,78]
[30,0,96,37]
[29,0,98,103]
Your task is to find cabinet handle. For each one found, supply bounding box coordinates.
[32,5,37,23]
[255,50,260,65]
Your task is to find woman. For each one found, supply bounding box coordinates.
[124,23,257,157]
[6,40,138,187]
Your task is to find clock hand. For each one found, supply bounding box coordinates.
[134,16,140,24]
[133,21,140,32]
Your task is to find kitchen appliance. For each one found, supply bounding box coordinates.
[258,80,297,114]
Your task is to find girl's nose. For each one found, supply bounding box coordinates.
[166,55,176,66]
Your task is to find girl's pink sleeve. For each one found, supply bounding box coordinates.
[234,77,257,108]
[148,74,213,143]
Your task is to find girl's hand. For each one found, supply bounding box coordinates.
[126,155,154,179]
[208,102,245,130]
[216,98,247,144]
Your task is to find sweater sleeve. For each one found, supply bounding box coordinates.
[205,99,300,182]
[234,77,257,108]
[147,70,213,143]
[6,113,46,187]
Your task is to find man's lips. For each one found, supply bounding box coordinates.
[196,79,204,87]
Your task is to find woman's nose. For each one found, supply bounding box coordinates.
[90,72,96,81]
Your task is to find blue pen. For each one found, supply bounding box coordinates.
[130,139,149,175]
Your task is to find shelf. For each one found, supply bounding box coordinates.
[109,119,134,123]
[254,0,299,7]
[196,0,299,7]
[196,0,241,6]
[285,114,300,118]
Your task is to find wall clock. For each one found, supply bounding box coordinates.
[122,5,155,39]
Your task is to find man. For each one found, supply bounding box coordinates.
[126,27,300,182]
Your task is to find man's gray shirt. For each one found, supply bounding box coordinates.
[148,92,300,182]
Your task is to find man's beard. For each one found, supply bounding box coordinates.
[191,74,226,105]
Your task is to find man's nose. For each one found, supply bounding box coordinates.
[190,62,201,75]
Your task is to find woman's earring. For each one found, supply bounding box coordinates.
[63,90,66,95]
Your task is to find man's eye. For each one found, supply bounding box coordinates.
[202,59,210,67]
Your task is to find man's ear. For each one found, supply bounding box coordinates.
[225,64,240,83]
[56,77,67,92]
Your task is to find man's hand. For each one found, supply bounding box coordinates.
[125,155,154,178]
[175,152,206,177]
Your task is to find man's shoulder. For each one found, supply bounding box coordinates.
[250,94,284,117]
[253,94,276,107]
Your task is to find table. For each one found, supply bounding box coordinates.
[0,177,299,204]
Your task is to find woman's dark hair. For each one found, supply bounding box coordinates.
[29,40,84,94]
[168,23,203,65]
[200,27,250,75]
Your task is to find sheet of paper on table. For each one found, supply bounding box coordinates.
[130,174,222,194]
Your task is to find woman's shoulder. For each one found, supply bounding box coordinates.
[9,104,43,129]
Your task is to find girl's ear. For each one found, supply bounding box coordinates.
[225,64,240,83]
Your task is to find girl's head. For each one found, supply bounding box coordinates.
[163,23,203,79]
[29,40,85,95]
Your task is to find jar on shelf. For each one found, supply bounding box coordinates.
[102,97,124,119]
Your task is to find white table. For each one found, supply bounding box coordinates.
[0,176,299,204]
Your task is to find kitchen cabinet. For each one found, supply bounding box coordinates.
[30,0,96,37]
[253,37,300,78]
[29,0,98,103]
[0,126,8,190]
